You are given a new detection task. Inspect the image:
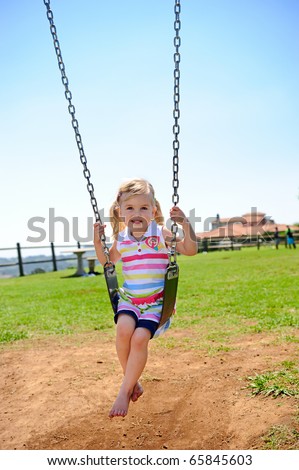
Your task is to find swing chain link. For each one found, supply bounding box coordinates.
[170,0,181,263]
[43,0,110,263]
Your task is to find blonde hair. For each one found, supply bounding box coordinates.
[110,178,164,239]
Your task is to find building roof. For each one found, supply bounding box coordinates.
[242,212,266,224]
[197,222,298,239]
[213,212,267,226]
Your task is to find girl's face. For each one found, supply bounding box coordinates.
[119,193,157,237]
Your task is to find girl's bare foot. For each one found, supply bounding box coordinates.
[109,391,131,418]
[131,382,144,402]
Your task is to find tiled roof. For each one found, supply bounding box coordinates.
[215,213,266,225]
[197,222,298,239]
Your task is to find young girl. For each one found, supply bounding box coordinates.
[93,178,197,418]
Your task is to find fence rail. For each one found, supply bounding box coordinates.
[197,233,298,253]
[0,241,95,277]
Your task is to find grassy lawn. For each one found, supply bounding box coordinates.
[175,246,299,348]
[0,247,298,345]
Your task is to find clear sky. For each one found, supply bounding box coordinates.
[1,0,298,253]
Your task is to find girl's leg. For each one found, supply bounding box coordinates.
[109,327,151,418]
[115,314,136,373]
[115,314,144,402]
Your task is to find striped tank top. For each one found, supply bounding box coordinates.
[117,221,169,303]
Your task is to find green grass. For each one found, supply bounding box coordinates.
[262,421,299,450]
[0,269,115,343]
[0,247,299,345]
[247,362,299,398]
[173,247,299,352]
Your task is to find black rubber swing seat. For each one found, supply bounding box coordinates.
[104,261,179,328]
[159,262,179,327]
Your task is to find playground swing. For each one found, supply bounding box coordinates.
[43,0,181,329]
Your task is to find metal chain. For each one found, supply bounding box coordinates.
[170,0,181,262]
[43,0,110,262]
[43,0,181,264]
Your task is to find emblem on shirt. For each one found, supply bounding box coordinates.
[145,236,160,251]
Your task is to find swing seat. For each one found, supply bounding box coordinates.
[104,262,119,314]
[159,262,179,327]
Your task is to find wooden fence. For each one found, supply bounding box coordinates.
[0,242,93,277]
[197,233,298,253]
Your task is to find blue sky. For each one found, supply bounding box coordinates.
[1,0,298,253]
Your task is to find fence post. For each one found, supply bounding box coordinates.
[50,242,57,272]
[16,243,24,277]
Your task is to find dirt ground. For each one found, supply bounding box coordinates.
[0,330,298,450]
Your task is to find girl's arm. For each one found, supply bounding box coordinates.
[162,206,198,256]
[93,223,121,265]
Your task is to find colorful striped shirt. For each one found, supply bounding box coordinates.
[117,221,169,303]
